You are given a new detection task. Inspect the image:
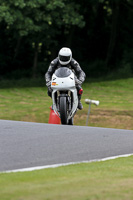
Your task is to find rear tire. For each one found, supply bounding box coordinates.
[60,97,67,125]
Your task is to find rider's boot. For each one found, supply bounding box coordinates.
[78,94,83,110]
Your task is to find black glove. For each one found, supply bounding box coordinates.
[48,86,52,93]
[75,77,82,85]
[46,81,52,93]
[46,81,51,87]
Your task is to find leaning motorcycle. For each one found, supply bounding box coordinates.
[51,67,78,125]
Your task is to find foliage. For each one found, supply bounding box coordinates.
[0,0,84,36]
[0,0,133,79]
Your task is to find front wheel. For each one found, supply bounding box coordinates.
[60,96,67,125]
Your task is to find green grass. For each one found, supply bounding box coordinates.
[1,77,133,129]
[0,78,133,199]
[0,87,49,123]
[0,156,133,200]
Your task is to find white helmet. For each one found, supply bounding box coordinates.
[58,47,72,65]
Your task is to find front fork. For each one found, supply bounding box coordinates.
[57,91,71,112]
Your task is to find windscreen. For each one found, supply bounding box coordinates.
[55,67,72,77]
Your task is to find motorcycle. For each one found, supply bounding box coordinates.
[51,67,78,125]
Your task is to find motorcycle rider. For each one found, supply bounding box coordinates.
[45,47,86,110]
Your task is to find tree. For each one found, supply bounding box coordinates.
[0,0,133,79]
[0,0,85,78]
[105,0,120,69]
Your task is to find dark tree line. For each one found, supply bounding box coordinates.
[0,0,133,79]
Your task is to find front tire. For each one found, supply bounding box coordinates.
[68,118,73,125]
[60,97,67,125]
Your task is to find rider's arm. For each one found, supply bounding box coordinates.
[45,57,58,84]
[70,58,86,84]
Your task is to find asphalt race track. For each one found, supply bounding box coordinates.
[0,119,133,172]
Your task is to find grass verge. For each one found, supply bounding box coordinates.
[0,78,133,129]
[0,156,133,200]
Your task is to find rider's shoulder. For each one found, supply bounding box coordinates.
[70,58,79,66]
[50,57,59,65]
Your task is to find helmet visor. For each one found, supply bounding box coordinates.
[59,55,71,62]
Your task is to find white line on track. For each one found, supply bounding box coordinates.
[2,153,133,173]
